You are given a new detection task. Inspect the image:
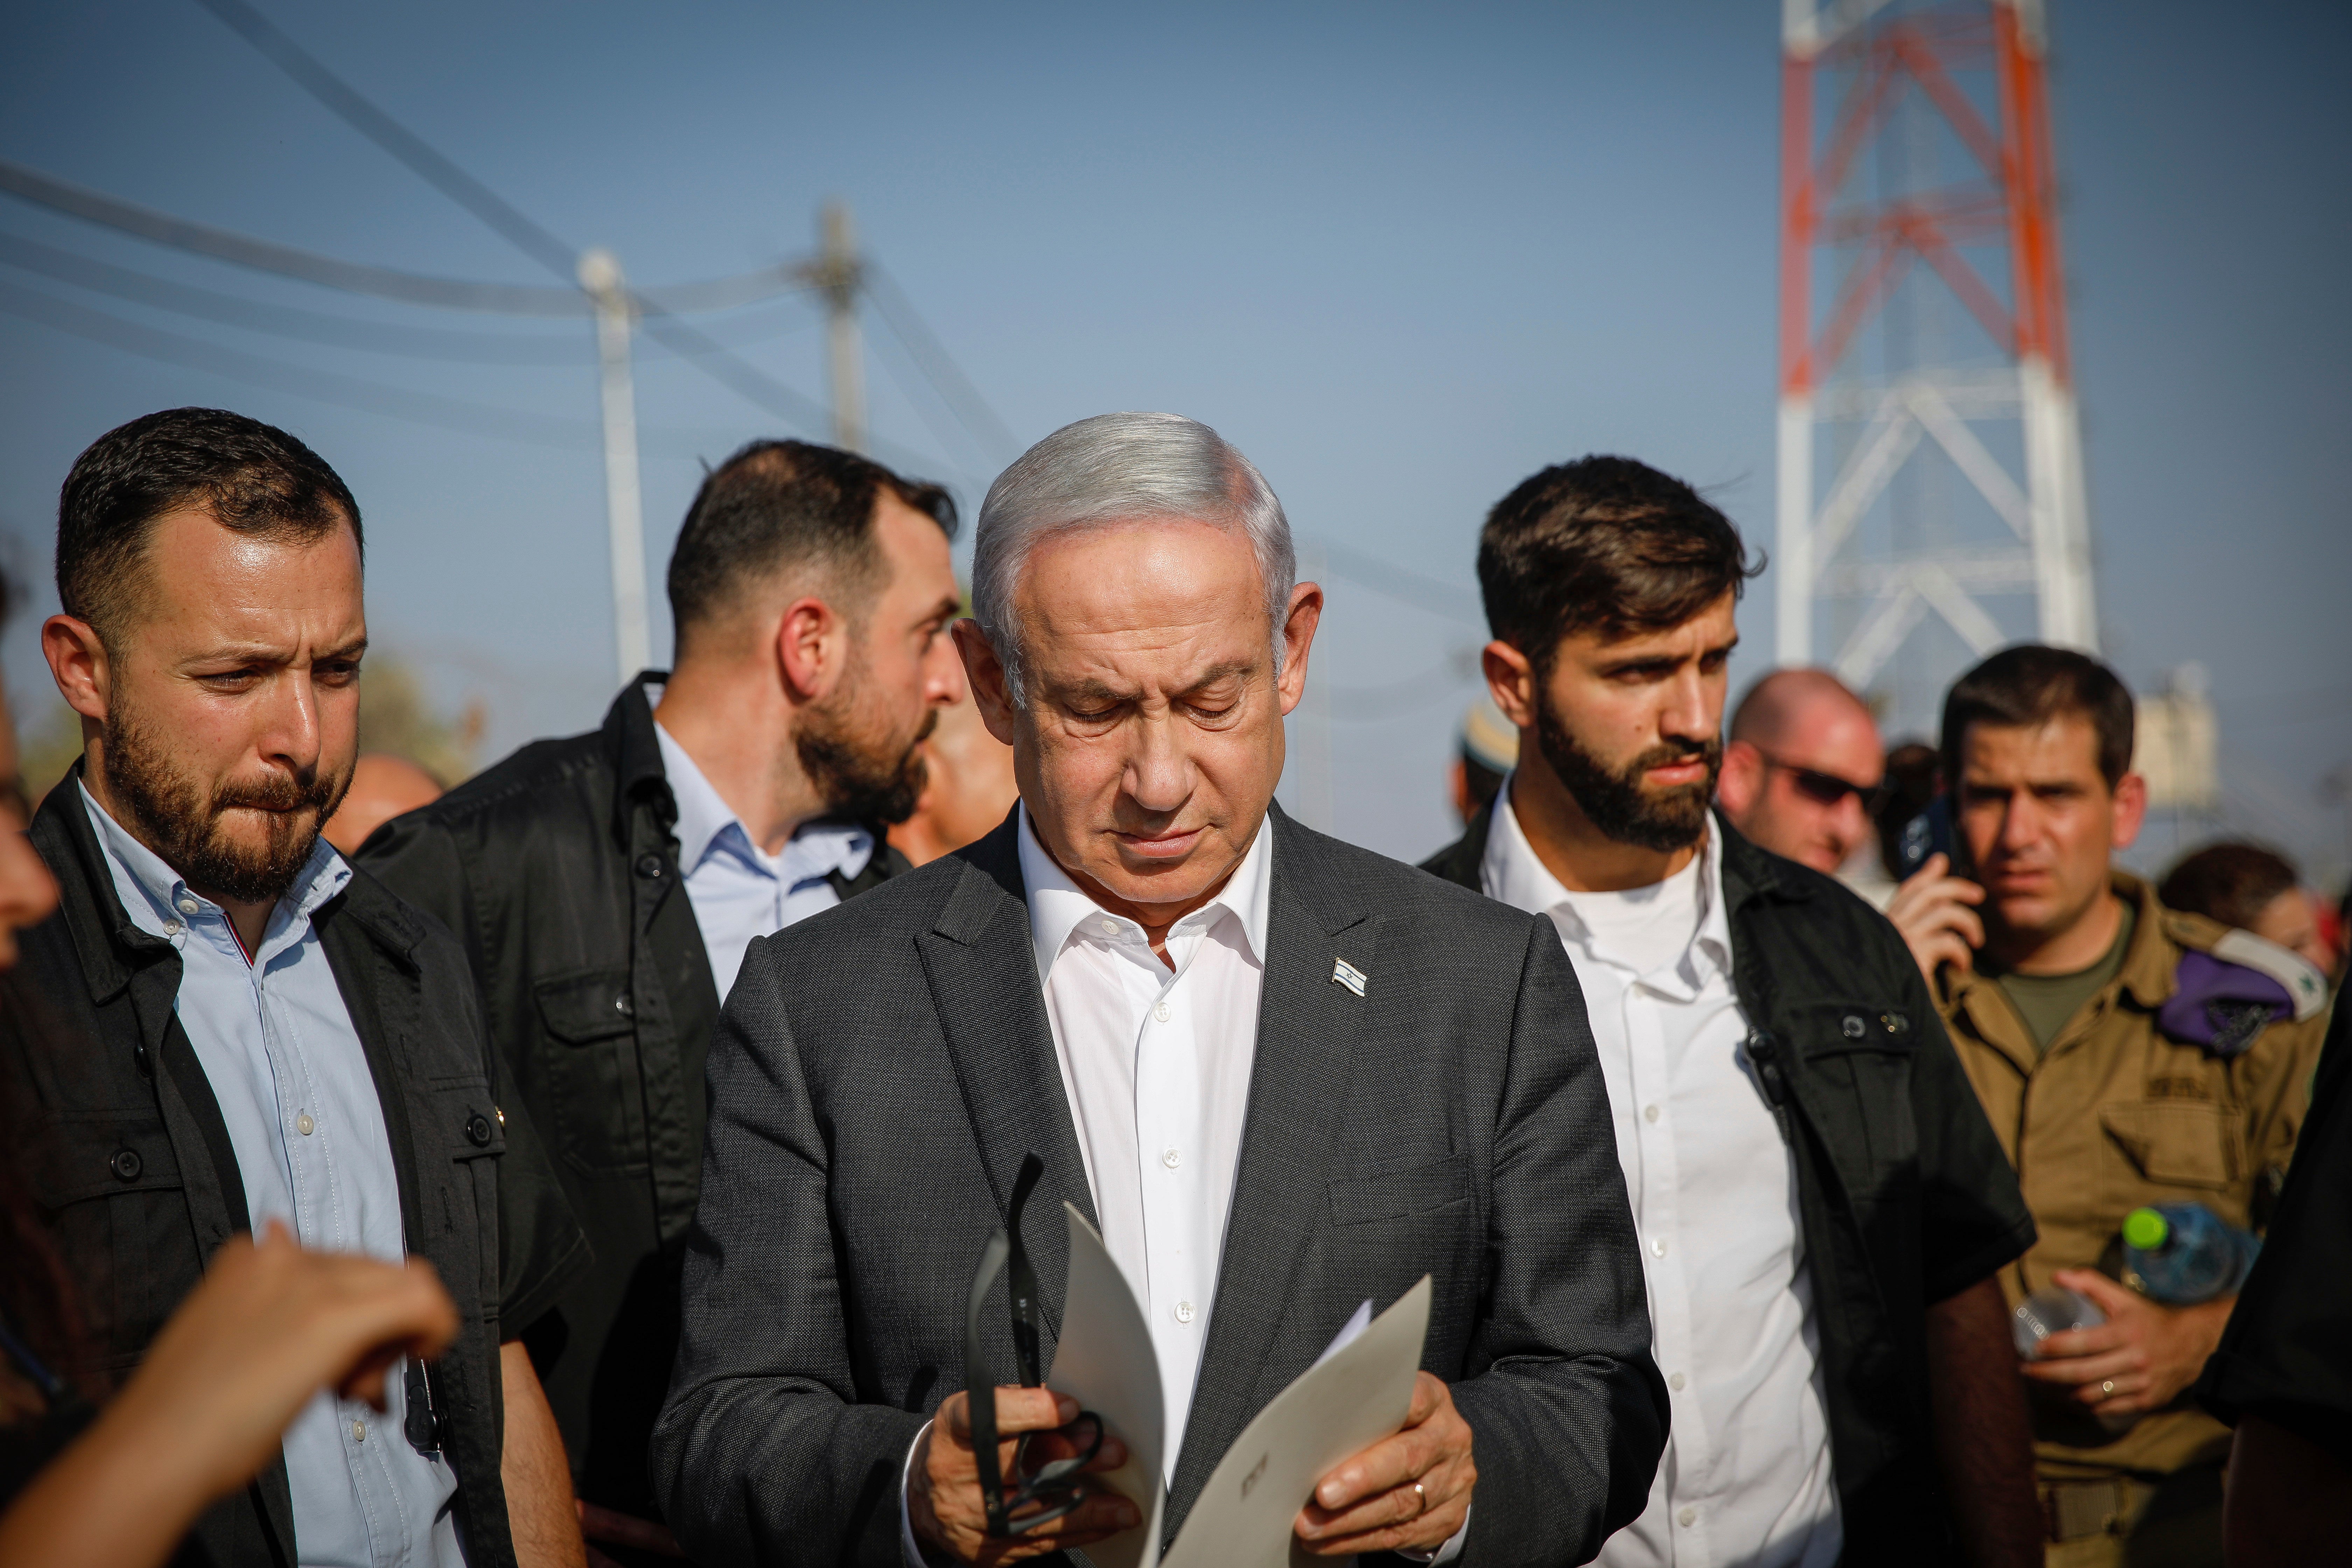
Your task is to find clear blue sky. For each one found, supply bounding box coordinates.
[2,0,2345,876]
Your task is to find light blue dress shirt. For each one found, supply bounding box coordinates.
[653,722,875,1001]
[83,785,463,1568]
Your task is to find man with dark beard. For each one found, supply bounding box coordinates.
[1422,456,2043,1568]
[13,407,591,1568]
[359,438,963,1559]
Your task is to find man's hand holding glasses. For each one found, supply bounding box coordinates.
[909,1387,1136,1564]
[911,1154,1136,1563]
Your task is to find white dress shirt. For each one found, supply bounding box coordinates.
[654,721,874,1001]
[84,785,463,1568]
[900,811,1462,1567]
[1482,787,1839,1568]
[1017,807,1272,1469]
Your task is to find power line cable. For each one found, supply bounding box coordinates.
[859,262,1022,464]
[1298,536,1487,626]
[0,228,593,364]
[865,322,997,483]
[1320,651,1483,722]
[0,227,823,363]
[194,0,586,280]
[0,274,728,460]
[0,156,817,317]
[0,157,586,315]
[188,0,892,461]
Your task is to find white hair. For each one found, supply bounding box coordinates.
[971,412,1296,705]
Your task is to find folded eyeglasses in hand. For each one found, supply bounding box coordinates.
[963,1152,1106,1536]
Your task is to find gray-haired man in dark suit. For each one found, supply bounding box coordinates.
[651,413,1668,1568]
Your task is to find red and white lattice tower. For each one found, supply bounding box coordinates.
[1776,0,2095,705]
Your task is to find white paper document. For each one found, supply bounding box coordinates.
[1044,1203,1432,1568]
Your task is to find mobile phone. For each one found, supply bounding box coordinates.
[1891,795,1954,882]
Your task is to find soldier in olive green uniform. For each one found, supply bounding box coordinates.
[1898,647,2332,1567]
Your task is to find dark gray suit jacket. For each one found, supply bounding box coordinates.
[651,805,1666,1567]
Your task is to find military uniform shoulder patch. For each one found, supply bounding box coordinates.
[2157,929,2328,1057]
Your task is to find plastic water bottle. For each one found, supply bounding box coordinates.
[2012,1287,2105,1359]
[2122,1204,2261,1305]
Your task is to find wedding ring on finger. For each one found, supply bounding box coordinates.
[2100,1380,2115,1397]
[1413,1482,1428,1518]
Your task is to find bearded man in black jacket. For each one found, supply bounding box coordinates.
[360,439,966,1555]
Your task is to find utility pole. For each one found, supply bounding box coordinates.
[579,246,649,684]
[1775,0,2095,726]
[806,200,866,453]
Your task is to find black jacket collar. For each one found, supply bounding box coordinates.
[1424,794,1814,919]
[34,760,431,1004]
[607,672,903,885]
[602,671,677,849]
[1713,810,1816,915]
[31,760,165,1008]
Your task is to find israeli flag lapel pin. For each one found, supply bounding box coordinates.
[1331,957,1368,997]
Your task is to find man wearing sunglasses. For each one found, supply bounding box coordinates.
[1716,668,1888,876]
[1422,456,2043,1568]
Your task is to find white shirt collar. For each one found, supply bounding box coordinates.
[1015,806,1274,983]
[79,779,350,954]
[654,720,874,886]
[1479,775,1732,980]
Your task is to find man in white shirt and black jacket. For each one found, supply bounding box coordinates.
[653,413,1670,1567]
[1422,456,2042,1568]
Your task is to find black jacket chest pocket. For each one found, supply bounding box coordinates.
[1790,1000,1920,1188]
[1327,1154,1471,1226]
[531,967,648,1174]
[27,1113,196,1369]
[26,1113,183,1207]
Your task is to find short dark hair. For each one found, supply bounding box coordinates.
[666,439,956,655]
[57,408,361,647]
[2160,841,2301,932]
[1939,644,2135,788]
[1476,455,1759,667]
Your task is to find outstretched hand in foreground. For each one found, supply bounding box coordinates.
[0,1219,460,1568]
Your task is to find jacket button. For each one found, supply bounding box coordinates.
[1841,1014,1866,1038]
[613,994,634,1017]
[635,854,665,879]
[465,1114,493,1147]
[110,1148,142,1181]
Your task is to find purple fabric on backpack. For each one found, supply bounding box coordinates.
[2158,949,2293,1057]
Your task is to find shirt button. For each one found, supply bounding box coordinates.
[1154,1000,1171,1023]
[1643,1104,1661,1124]
[296,1113,315,1136]
[1676,1505,1697,1528]
[1162,1148,1181,1169]
[1098,918,1118,937]
[1668,1371,1686,1391]
[1650,1237,1668,1258]
[1173,1300,1196,1325]
[176,895,201,916]
[352,1420,367,1443]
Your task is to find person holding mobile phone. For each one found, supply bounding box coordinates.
[1924,646,2330,1566]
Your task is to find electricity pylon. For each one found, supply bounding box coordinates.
[1776,0,2095,709]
